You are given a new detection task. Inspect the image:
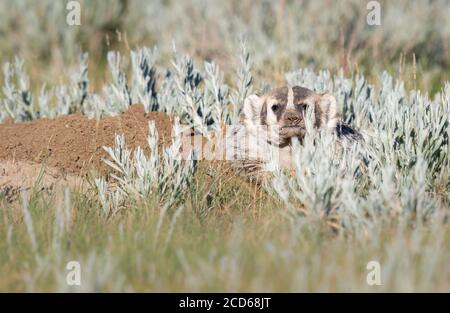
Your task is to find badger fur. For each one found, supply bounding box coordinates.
[227,86,363,182]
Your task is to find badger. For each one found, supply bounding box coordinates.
[227,86,363,182]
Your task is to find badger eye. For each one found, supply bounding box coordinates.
[271,104,280,112]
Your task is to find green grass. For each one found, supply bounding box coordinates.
[1,165,449,292]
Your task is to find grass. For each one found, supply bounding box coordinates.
[0,163,449,292]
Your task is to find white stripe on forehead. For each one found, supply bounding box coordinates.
[287,87,294,109]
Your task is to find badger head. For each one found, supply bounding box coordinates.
[241,86,340,146]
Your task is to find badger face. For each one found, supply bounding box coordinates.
[242,86,340,146]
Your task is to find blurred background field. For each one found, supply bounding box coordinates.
[0,0,448,94]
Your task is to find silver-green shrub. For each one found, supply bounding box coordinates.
[274,69,449,234]
[1,43,253,134]
[94,118,197,217]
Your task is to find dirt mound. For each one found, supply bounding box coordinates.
[0,105,174,176]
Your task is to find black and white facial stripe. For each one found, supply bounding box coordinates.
[242,85,360,144]
[260,86,314,126]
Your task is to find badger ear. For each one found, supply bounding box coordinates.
[317,93,340,128]
[241,94,263,122]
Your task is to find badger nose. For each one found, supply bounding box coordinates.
[284,110,301,124]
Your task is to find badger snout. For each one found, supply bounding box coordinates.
[281,110,302,127]
[278,109,305,140]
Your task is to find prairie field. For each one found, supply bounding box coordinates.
[0,0,449,292]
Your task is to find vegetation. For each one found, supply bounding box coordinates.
[0,0,449,291]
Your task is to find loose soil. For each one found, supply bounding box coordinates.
[0,105,174,176]
[0,105,178,194]
[0,105,248,198]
